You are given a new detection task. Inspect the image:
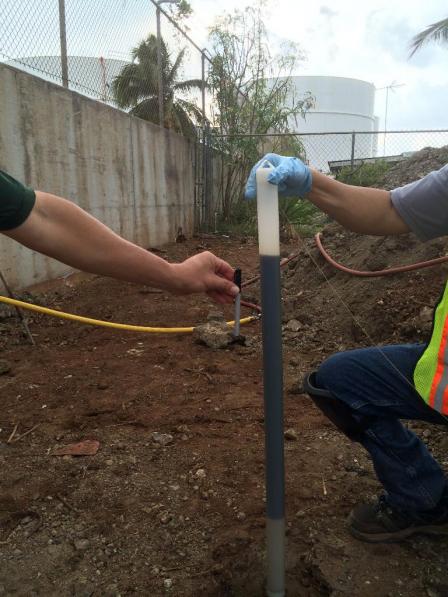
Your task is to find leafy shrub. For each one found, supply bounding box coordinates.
[215,200,258,237]
[279,197,326,239]
[336,160,391,187]
[216,197,324,239]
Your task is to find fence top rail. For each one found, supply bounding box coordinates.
[212,129,448,138]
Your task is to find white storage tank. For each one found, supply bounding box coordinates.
[285,76,378,171]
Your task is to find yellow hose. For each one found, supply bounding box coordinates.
[0,295,257,334]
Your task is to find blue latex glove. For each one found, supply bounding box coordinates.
[245,153,312,200]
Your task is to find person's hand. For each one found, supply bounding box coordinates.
[245,153,312,199]
[170,251,239,304]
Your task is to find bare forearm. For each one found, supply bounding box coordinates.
[307,170,409,236]
[6,191,176,289]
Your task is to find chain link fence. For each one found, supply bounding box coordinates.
[208,129,448,224]
[298,129,448,173]
[0,0,209,131]
[216,129,448,174]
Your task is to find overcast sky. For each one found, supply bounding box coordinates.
[188,0,448,132]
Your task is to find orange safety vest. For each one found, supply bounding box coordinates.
[414,282,448,414]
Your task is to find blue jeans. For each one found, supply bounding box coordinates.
[315,344,448,514]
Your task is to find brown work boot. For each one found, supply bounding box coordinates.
[348,495,448,543]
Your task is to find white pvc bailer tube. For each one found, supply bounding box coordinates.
[256,162,286,597]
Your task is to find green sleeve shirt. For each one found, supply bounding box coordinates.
[0,169,36,231]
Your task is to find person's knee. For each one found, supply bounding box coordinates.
[303,366,368,442]
[315,351,350,393]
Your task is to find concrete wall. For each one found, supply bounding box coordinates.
[0,64,196,290]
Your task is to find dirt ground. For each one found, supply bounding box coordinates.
[1,231,448,597]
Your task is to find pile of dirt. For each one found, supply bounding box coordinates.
[277,146,448,359]
[280,226,448,355]
[379,145,448,189]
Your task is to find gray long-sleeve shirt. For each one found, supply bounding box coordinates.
[390,164,448,241]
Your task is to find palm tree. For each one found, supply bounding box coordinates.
[112,34,204,137]
[409,17,448,57]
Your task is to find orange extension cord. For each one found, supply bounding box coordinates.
[242,232,448,293]
[314,232,448,277]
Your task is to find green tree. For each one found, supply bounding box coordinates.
[208,2,313,218]
[112,34,204,137]
[161,1,193,36]
[409,17,448,56]
[165,0,193,25]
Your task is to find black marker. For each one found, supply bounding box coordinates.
[233,268,242,337]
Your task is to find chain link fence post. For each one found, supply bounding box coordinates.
[156,3,164,127]
[193,138,200,234]
[202,122,210,230]
[58,0,69,88]
[206,123,213,230]
[350,131,356,170]
[201,49,207,231]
